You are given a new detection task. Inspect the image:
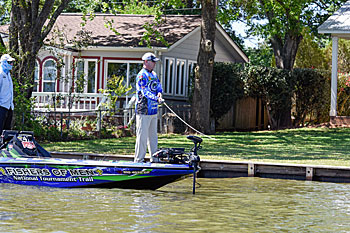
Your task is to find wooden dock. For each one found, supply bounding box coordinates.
[51,152,350,183]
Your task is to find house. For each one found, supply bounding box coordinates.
[318,0,350,125]
[1,13,248,130]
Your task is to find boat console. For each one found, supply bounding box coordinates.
[0,130,51,158]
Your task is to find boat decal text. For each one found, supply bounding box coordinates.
[0,167,105,183]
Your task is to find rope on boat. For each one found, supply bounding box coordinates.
[162,102,217,140]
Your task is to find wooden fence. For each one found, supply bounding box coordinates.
[217,97,268,131]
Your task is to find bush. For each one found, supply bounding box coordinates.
[211,63,331,129]
[211,63,244,126]
[292,68,330,126]
[337,72,350,116]
[244,65,293,129]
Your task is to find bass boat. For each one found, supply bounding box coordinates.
[0,130,201,192]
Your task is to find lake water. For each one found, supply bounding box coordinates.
[1,177,350,232]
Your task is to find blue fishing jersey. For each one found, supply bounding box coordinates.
[135,68,163,115]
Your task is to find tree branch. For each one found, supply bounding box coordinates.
[41,0,71,41]
[31,0,40,26]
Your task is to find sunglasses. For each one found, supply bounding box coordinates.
[8,61,14,65]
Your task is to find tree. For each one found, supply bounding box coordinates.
[190,0,217,134]
[220,0,348,70]
[294,28,329,70]
[246,43,274,67]
[8,0,71,99]
[218,0,347,128]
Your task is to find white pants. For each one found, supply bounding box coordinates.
[134,114,158,163]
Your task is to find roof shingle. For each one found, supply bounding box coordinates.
[47,13,201,48]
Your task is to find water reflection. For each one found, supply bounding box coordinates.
[0,178,350,232]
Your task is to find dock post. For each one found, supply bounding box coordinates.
[248,163,255,177]
[306,167,314,181]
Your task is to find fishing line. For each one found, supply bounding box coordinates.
[162,102,217,140]
[126,97,217,140]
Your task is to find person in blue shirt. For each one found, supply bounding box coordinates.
[134,52,163,163]
[0,54,15,134]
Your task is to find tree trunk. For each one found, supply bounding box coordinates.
[269,33,303,128]
[10,0,70,99]
[270,33,303,70]
[190,0,217,134]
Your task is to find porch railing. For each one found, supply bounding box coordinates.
[32,92,106,112]
[31,92,135,131]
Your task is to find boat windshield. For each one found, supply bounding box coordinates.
[0,131,51,158]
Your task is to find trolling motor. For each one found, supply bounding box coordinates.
[151,135,202,167]
[151,135,202,194]
[187,135,202,194]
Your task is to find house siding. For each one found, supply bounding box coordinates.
[165,29,200,60]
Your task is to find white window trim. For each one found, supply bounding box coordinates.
[43,59,57,92]
[174,59,187,97]
[164,57,195,98]
[104,59,143,96]
[163,57,175,95]
[75,58,98,93]
[34,60,40,92]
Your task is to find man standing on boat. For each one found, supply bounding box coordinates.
[0,54,15,134]
[134,52,163,163]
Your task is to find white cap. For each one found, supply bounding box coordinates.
[142,52,160,62]
[0,54,15,62]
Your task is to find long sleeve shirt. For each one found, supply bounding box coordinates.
[135,68,163,115]
[0,66,14,110]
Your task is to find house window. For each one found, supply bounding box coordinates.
[129,62,143,94]
[164,57,175,95]
[108,63,127,82]
[33,61,39,92]
[175,59,186,96]
[164,57,190,97]
[43,59,57,92]
[106,61,143,96]
[187,61,196,97]
[75,59,97,93]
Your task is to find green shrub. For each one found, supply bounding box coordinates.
[211,63,244,126]
[337,72,350,116]
[211,63,331,129]
[244,65,293,129]
[292,68,330,126]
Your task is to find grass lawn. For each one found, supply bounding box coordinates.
[41,127,350,167]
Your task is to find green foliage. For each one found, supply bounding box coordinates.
[324,39,350,73]
[294,28,329,70]
[12,77,35,132]
[65,0,103,13]
[113,1,159,14]
[211,63,244,124]
[210,63,331,129]
[337,72,350,115]
[99,75,133,112]
[292,68,330,126]
[245,66,293,129]
[218,0,348,69]
[245,43,274,67]
[0,0,11,25]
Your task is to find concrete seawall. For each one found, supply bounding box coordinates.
[51,151,350,183]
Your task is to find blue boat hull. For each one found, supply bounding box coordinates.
[0,157,195,190]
